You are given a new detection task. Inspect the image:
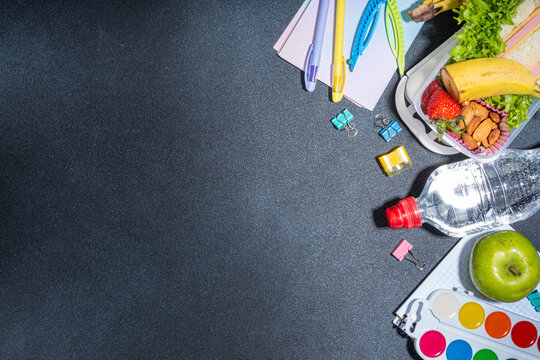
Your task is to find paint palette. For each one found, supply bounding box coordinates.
[399,289,540,360]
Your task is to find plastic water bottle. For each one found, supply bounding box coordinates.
[386,148,540,237]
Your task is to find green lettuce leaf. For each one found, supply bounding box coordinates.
[483,95,534,129]
[449,0,519,63]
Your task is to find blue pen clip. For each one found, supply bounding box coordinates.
[348,0,387,71]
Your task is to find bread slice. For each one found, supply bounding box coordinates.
[500,0,540,41]
[500,4,540,83]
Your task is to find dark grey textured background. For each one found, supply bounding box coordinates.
[1,1,539,359]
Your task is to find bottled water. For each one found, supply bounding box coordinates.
[386,148,540,237]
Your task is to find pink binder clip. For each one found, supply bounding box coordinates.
[392,239,426,270]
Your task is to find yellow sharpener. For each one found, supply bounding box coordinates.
[378,146,411,177]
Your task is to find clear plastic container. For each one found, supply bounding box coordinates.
[412,51,540,163]
[386,148,540,237]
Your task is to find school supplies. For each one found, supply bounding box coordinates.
[330,109,357,137]
[385,0,405,77]
[304,0,330,92]
[391,239,426,270]
[348,0,405,77]
[527,291,540,312]
[379,120,402,141]
[378,146,411,177]
[348,0,385,71]
[398,288,540,359]
[274,0,423,111]
[374,114,401,141]
[331,0,346,102]
[393,225,540,358]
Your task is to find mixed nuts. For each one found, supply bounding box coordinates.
[450,101,503,151]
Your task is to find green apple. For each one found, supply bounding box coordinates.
[470,230,540,303]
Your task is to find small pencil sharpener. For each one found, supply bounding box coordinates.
[378,146,411,177]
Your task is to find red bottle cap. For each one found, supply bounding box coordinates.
[386,197,422,229]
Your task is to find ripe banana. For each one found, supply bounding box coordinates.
[440,58,540,104]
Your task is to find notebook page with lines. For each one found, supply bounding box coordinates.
[394,225,540,325]
[274,0,423,111]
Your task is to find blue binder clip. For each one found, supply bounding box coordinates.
[331,109,357,137]
[527,290,540,312]
[375,114,401,142]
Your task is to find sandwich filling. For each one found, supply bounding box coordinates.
[501,7,540,81]
[500,0,540,40]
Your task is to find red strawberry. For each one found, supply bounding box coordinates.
[427,89,462,120]
[421,78,441,114]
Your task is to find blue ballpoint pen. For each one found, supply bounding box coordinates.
[304,0,330,92]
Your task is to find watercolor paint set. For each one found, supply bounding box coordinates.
[398,288,540,360]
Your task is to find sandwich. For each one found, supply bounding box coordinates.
[499,0,540,84]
